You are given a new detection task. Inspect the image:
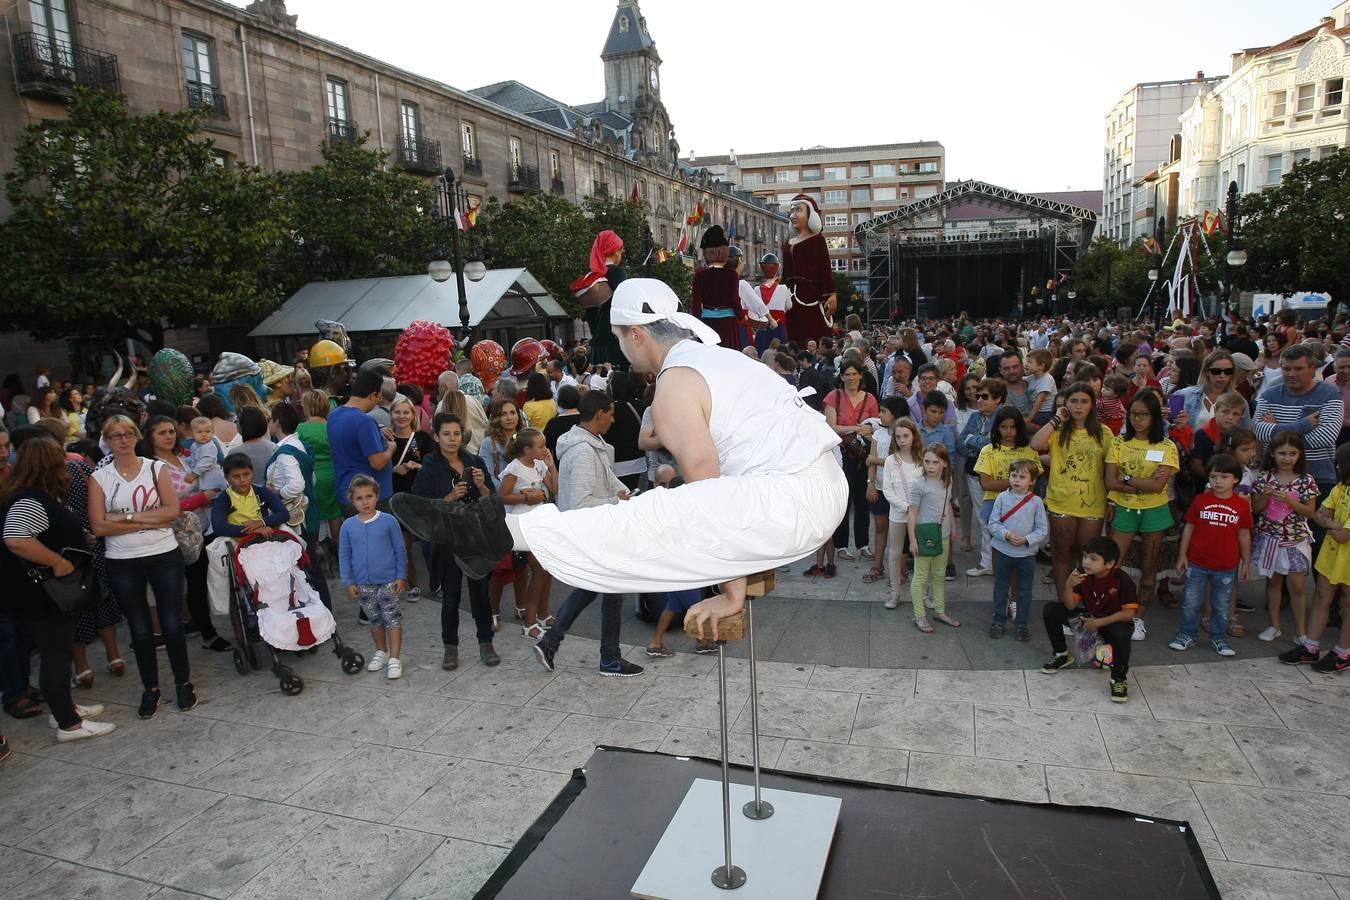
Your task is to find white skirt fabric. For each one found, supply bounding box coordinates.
[517,453,847,593]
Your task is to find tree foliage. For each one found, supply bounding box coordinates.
[273,136,443,295]
[1235,149,1350,318]
[0,89,286,349]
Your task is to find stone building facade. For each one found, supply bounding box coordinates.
[0,0,787,377]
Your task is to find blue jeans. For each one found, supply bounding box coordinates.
[541,589,622,667]
[1178,563,1236,642]
[992,549,1034,626]
[0,610,33,706]
[105,549,191,691]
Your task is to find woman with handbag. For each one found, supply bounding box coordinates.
[89,415,195,720]
[825,360,878,563]
[0,436,115,741]
[144,415,229,652]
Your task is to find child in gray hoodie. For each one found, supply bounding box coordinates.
[988,458,1048,640]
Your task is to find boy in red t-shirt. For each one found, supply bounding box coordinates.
[1041,536,1138,703]
[1169,454,1252,656]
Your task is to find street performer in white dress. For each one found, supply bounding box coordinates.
[391,278,847,637]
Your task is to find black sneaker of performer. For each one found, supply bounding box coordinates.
[598,659,644,678]
[390,494,513,580]
[534,639,556,672]
[138,689,160,720]
[1110,680,1129,703]
[176,682,197,712]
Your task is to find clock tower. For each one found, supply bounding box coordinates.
[601,1,672,164]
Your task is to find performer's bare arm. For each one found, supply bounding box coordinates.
[651,368,718,482]
[654,367,748,640]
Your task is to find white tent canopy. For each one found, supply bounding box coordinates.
[249,267,567,337]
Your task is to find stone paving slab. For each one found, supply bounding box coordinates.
[3,553,1348,898]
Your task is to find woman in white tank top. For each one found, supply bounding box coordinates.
[88,415,195,720]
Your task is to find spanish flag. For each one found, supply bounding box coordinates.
[656,248,670,264]
[1202,210,1222,236]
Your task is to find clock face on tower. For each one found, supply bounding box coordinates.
[649,67,658,90]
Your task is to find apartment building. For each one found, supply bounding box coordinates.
[692,142,945,298]
[1102,74,1224,243]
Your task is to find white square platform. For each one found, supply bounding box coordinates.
[631,778,841,900]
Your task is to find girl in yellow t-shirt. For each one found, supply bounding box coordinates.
[1031,381,1113,596]
[1104,390,1178,629]
[1283,444,1350,670]
[972,405,1040,577]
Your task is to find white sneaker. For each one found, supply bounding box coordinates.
[405,587,421,603]
[966,566,993,577]
[1131,618,1147,641]
[48,703,105,729]
[56,719,116,742]
[386,658,403,680]
[1257,626,1282,642]
[366,649,389,672]
[884,597,899,609]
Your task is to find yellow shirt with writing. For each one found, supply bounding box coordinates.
[226,487,263,527]
[1046,427,1114,518]
[974,444,1042,501]
[1105,437,1178,510]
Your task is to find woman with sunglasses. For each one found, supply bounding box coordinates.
[1104,391,1178,641]
[1171,349,1250,431]
[88,415,194,719]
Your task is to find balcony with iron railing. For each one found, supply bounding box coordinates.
[593,182,610,198]
[507,164,541,193]
[551,177,565,195]
[11,31,119,99]
[185,81,229,118]
[462,155,483,176]
[397,135,442,174]
[326,119,357,143]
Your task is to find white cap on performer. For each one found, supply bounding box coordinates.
[610,278,723,346]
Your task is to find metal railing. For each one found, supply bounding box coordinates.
[397,135,442,172]
[185,81,229,117]
[508,164,541,191]
[462,155,483,176]
[11,32,119,94]
[593,182,610,198]
[326,119,357,143]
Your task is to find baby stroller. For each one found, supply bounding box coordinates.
[221,531,363,695]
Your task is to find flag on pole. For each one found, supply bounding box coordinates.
[727,213,737,242]
[630,181,641,204]
[686,201,705,227]
[1202,210,1222,236]
[656,248,669,264]
[676,229,689,253]
[453,204,464,232]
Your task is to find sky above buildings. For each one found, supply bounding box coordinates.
[238,0,1336,193]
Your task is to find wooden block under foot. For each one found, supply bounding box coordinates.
[746,570,776,598]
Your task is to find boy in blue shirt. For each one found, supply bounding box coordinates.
[339,475,408,679]
[988,458,1048,641]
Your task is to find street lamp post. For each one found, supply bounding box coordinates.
[427,166,487,346]
[1224,181,1247,318]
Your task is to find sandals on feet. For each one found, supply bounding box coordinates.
[106,658,125,676]
[514,607,526,622]
[523,623,545,640]
[72,670,94,690]
[491,614,501,633]
[859,547,875,560]
[933,613,961,628]
[837,549,857,561]
[913,617,935,634]
[4,695,43,719]
[1228,621,1247,638]
[539,615,556,629]
[861,566,885,584]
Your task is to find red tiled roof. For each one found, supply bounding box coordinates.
[1245,21,1350,58]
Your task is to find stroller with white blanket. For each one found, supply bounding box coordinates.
[207,531,363,695]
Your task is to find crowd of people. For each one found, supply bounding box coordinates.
[2,300,1350,761]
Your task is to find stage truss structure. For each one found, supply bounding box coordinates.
[854,180,1099,323]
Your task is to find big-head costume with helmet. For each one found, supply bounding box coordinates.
[389,279,847,623]
[781,193,835,343]
[210,352,267,413]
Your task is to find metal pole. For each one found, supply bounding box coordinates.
[711,641,746,890]
[742,597,773,820]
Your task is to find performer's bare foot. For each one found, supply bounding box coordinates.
[687,577,747,642]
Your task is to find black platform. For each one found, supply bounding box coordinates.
[475,747,1219,900]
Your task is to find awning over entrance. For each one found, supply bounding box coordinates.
[248,268,567,337]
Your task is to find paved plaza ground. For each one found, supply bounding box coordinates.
[3,546,1350,898]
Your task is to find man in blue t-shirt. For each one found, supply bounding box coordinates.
[328,368,396,513]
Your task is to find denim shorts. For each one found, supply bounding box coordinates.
[357,583,402,628]
[869,492,890,517]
